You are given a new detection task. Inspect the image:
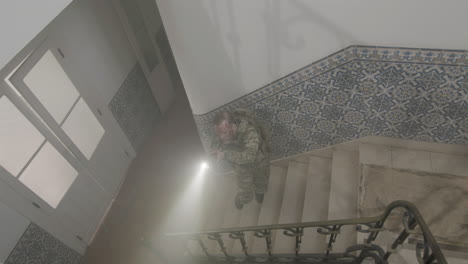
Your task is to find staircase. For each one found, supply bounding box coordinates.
[169,136,468,263]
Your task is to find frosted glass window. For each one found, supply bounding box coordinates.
[19,142,78,208]
[23,50,79,123]
[0,96,44,176]
[61,98,104,159]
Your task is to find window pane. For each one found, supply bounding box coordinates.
[61,98,105,159]
[0,96,44,176]
[23,50,79,123]
[19,142,78,208]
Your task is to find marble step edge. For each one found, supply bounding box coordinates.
[272,136,467,169]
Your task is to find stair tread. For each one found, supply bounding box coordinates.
[202,175,229,230]
[301,156,332,253]
[210,176,242,255]
[230,201,262,255]
[189,174,221,256]
[205,175,238,255]
[328,149,359,252]
[251,166,287,255]
[273,161,308,254]
[359,143,392,167]
[360,143,468,177]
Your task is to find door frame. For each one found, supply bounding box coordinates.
[9,37,108,169]
[112,0,176,113]
[0,28,131,253]
[0,35,93,252]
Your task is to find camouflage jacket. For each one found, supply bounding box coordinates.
[212,110,271,169]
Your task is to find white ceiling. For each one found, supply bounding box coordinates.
[156,0,468,114]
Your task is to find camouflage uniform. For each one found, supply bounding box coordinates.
[212,110,271,206]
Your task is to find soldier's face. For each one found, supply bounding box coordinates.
[215,120,237,143]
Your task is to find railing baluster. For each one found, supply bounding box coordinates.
[402,211,417,234]
[229,232,249,257]
[265,230,272,257]
[384,210,417,260]
[208,233,229,257]
[240,232,249,257]
[254,230,272,257]
[317,225,341,256]
[330,226,340,253]
[365,220,385,243]
[197,237,210,257]
[356,223,386,245]
[283,227,304,257]
[415,235,438,264]
[295,227,304,257]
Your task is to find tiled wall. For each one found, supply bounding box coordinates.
[194,46,467,159]
[108,63,162,151]
[5,223,81,264]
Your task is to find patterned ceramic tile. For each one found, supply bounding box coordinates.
[5,223,81,264]
[108,63,161,151]
[194,46,468,159]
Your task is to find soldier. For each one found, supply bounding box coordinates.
[211,109,271,210]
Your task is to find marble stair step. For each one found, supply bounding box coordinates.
[327,149,359,253]
[359,143,392,168]
[202,174,231,230]
[272,161,308,254]
[251,166,287,255]
[187,173,222,255]
[359,142,468,178]
[230,201,262,256]
[210,175,243,255]
[206,175,239,256]
[300,156,332,254]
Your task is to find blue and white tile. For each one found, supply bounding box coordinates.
[108,63,162,151]
[5,224,81,264]
[193,46,468,159]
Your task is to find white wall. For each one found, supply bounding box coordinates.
[49,0,137,106]
[156,0,468,114]
[137,0,177,113]
[0,201,29,262]
[0,1,73,71]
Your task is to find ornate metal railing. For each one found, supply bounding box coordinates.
[166,201,447,263]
